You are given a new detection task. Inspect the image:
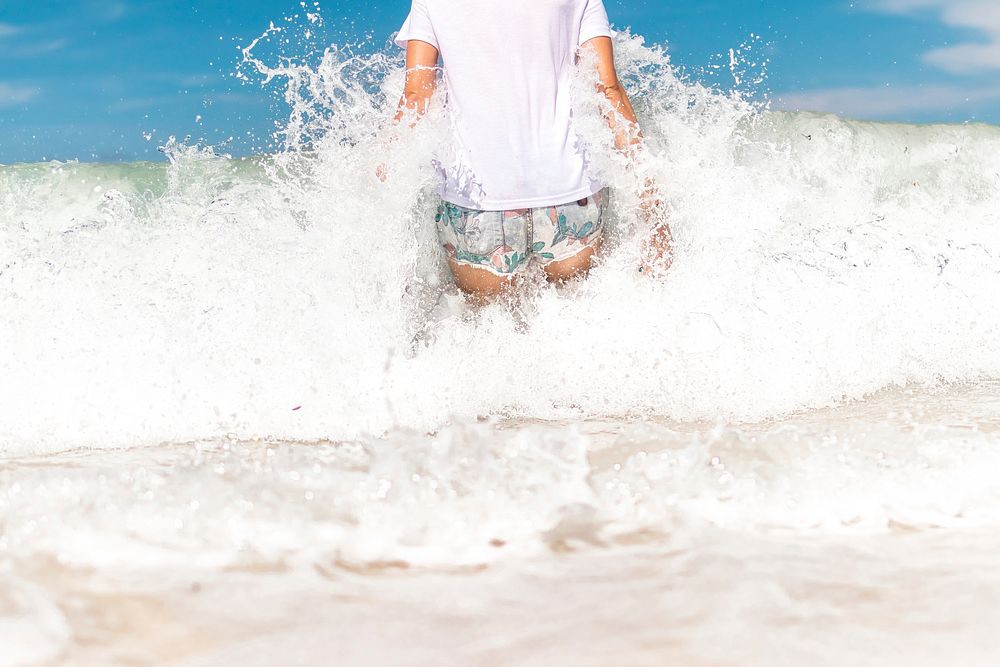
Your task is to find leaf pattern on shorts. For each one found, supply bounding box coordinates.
[503,252,527,272]
[437,189,607,276]
[455,249,492,266]
[551,210,597,247]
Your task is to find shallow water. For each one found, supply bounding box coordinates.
[4,383,1000,666]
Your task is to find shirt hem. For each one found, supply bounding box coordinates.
[394,31,439,49]
[578,28,615,46]
[442,185,607,211]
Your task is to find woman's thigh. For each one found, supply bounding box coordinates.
[447,258,513,298]
[541,238,602,282]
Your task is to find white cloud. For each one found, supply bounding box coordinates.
[0,83,39,107]
[925,42,1000,73]
[868,0,1000,73]
[9,39,68,57]
[104,2,129,20]
[871,0,945,10]
[30,39,68,55]
[0,22,22,38]
[772,82,1000,117]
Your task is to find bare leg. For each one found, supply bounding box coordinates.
[448,259,515,303]
[542,241,602,283]
[448,241,601,301]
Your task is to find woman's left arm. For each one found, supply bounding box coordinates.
[378,40,439,181]
[396,39,440,122]
[583,36,674,274]
[581,36,642,155]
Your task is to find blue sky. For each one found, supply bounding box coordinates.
[1,0,999,164]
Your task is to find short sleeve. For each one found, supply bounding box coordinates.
[579,0,614,45]
[394,0,439,49]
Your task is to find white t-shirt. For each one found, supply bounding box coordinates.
[395,0,614,210]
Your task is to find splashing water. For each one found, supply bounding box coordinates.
[4,32,1000,453]
[3,22,1000,667]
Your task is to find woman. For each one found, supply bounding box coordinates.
[393,0,671,300]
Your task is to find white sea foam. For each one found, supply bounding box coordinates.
[3,383,1000,665]
[2,34,1000,458]
[3,386,1000,573]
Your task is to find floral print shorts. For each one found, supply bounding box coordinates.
[435,188,609,276]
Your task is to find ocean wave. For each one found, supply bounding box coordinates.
[2,33,1000,454]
